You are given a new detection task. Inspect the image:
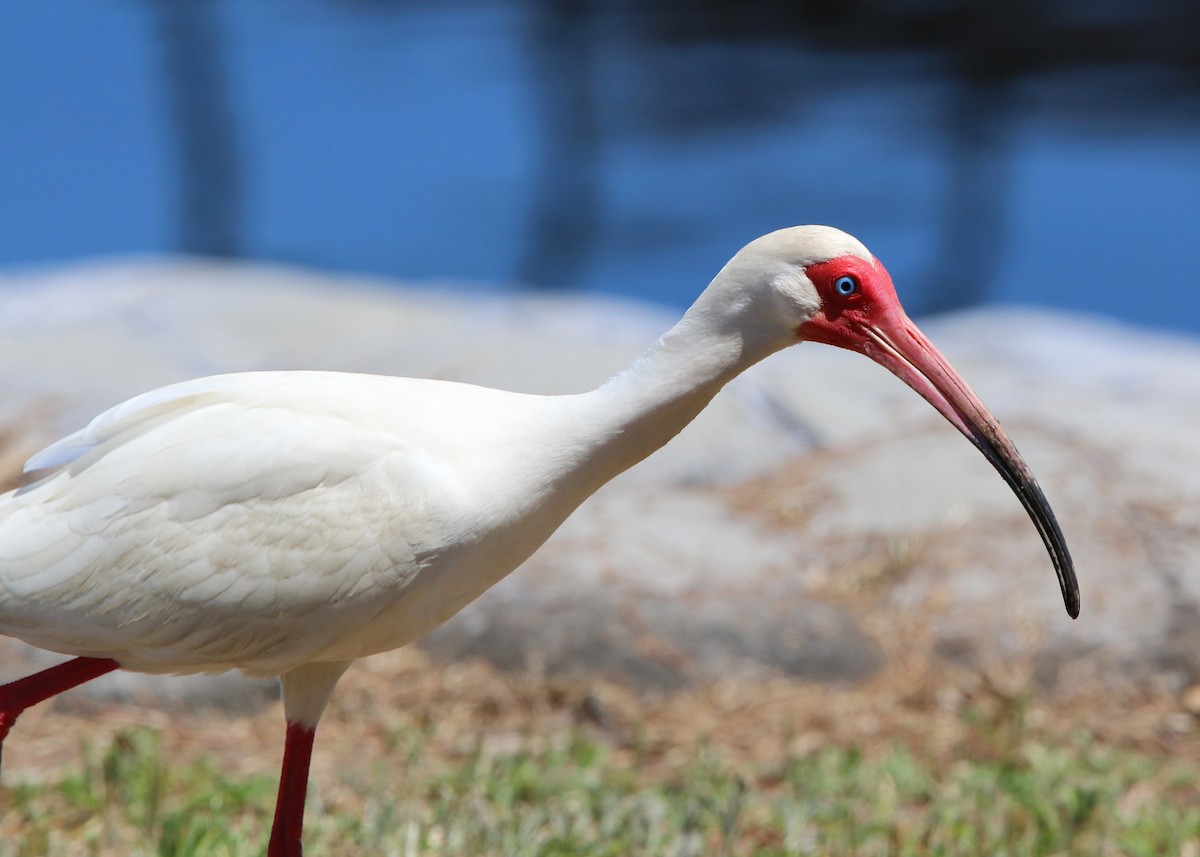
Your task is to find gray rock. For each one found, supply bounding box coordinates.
[0,260,1196,704]
[422,488,885,690]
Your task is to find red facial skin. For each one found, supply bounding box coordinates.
[799,255,902,347]
[797,255,1080,619]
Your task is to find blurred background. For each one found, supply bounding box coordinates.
[5,5,1200,852]
[3,0,1200,332]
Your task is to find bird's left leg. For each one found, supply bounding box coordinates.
[268,720,318,857]
[268,660,352,857]
[0,656,119,772]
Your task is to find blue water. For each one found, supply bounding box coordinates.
[3,1,1199,336]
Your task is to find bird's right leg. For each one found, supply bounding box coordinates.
[0,656,119,771]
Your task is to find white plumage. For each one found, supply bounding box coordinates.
[0,226,1076,856]
[5,372,598,674]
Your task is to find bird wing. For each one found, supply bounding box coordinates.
[23,374,242,475]
[0,372,465,674]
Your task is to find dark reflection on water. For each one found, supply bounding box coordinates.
[3,1,1199,332]
[514,0,1200,315]
[147,0,243,258]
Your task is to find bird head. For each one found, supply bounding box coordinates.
[726,225,1080,619]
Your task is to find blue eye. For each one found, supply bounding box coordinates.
[834,275,858,296]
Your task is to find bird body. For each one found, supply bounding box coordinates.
[0,226,1079,855]
[2,371,615,677]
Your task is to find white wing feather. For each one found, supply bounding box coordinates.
[0,372,479,675]
[23,375,239,475]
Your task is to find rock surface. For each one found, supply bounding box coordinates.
[0,258,1197,706]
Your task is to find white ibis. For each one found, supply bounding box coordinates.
[0,226,1078,855]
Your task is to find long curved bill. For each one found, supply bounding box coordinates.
[857,311,1080,619]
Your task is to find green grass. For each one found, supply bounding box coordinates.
[2,720,1198,857]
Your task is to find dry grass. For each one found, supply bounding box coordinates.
[3,622,1200,855]
[5,617,1193,789]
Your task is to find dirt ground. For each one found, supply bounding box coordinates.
[5,625,1199,797]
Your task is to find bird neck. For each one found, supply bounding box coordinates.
[579,298,791,483]
[423,297,794,602]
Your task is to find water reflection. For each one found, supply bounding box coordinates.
[4,0,1200,331]
[509,0,1200,311]
[147,0,243,257]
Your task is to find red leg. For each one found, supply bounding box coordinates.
[0,656,119,771]
[267,720,317,857]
